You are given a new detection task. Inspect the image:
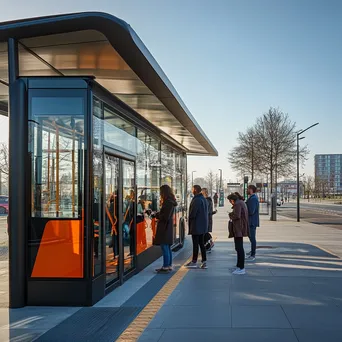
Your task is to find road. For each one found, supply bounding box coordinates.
[0,217,8,262]
[278,202,342,230]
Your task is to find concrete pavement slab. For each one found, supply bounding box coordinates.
[295,329,342,342]
[148,305,232,329]
[282,305,342,329]
[230,287,335,306]
[231,305,291,328]
[164,288,230,307]
[156,328,298,342]
[138,328,165,341]
[0,307,80,330]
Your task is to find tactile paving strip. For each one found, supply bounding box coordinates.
[116,260,191,342]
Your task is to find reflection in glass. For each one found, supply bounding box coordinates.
[122,160,135,273]
[93,98,104,276]
[29,95,85,218]
[136,131,160,253]
[105,155,119,284]
[103,105,137,156]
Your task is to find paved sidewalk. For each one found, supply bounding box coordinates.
[139,209,342,342]
[0,207,342,341]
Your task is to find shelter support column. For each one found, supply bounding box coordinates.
[8,38,27,308]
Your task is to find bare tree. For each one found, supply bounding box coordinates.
[214,173,220,194]
[228,108,309,191]
[253,108,308,192]
[228,127,258,179]
[315,176,329,198]
[0,143,9,178]
[303,175,314,200]
[194,177,207,189]
[206,170,215,196]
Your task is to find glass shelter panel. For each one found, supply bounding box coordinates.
[28,89,86,279]
[136,130,160,253]
[93,97,104,277]
[122,160,135,273]
[29,90,85,218]
[104,155,120,284]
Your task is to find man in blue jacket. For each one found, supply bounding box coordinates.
[246,185,260,261]
[186,185,208,269]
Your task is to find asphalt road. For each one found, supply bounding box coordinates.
[278,202,342,230]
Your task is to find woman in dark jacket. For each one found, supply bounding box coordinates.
[228,193,249,275]
[154,185,177,274]
[202,188,217,251]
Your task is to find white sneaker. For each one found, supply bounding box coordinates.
[185,261,198,268]
[246,256,256,261]
[233,268,246,275]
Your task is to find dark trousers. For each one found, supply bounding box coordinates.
[192,234,207,262]
[249,225,257,256]
[234,237,245,269]
[112,234,119,257]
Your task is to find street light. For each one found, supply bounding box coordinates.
[218,169,222,190]
[297,122,319,222]
[191,171,196,188]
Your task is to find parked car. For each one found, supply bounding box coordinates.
[0,195,8,214]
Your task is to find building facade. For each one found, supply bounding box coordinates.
[315,154,342,194]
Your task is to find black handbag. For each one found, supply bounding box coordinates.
[228,220,234,238]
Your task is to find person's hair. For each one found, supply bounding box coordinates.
[235,192,244,200]
[160,184,175,203]
[202,188,208,196]
[227,193,239,202]
[248,185,257,193]
[193,185,202,194]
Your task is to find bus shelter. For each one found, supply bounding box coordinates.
[0,12,217,307]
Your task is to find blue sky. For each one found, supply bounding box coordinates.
[1,0,341,182]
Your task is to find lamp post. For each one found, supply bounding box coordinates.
[297,122,319,222]
[191,171,196,188]
[219,169,222,190]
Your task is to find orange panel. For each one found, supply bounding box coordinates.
[32,220,84,278]
[136,220,147,255]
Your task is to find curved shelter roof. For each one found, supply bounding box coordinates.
[0,12,217,156]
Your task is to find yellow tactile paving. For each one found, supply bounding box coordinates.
[116,259,191,342]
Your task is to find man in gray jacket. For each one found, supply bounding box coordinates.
[186,185,209,269]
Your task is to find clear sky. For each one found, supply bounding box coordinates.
[1,0,341,183]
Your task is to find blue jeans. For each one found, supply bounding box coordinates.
[161,244,172,267]
[249,225,257,256]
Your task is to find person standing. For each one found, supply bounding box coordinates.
[186,185,208,269]
[202,188,216,251]
[213,192,218,210]
[154,185,177,273]
[246,185,260,261]
[228,193,249,275]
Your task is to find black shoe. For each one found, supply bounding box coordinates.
[157,268,170,274]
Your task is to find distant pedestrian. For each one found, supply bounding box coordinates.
[213,192,218,210]
[246,185,260,261]
[228,193,249,275]
[202,188,217,252]
[153,185,177,274]
[186,185,208,269]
